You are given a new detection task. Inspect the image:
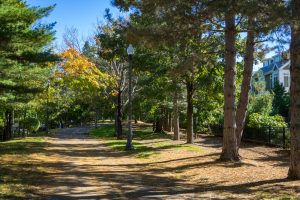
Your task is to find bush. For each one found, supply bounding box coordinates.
[22,118,40,133]
[247,113,287,128]
[248,92,273,115]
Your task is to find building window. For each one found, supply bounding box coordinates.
[273,75,278,87]
[284,75,289,87]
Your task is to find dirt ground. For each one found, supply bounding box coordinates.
[2,127,300,199]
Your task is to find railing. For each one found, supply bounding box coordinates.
[209,124,290,148]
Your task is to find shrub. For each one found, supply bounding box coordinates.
[22,118,40,133]
[247,113,287,128]
[248,92,274,115]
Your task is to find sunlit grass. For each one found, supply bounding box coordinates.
[255,191,300,200]
[89,125,204,158]
[0,136,46,199]
[155,141,205,153]
[90,126,157,158]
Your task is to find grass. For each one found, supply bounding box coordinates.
[155,141,205,153]
[256,192,300,200]
[89,125,204,158]
[0,137,44,155]
[0,136,46,200]
[90,125,158,158]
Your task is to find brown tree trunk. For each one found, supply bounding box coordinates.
[236,17,255,148]
[95,110,98,128]
[162,109,168,131]
[220,10,240,161]
[116,91,123,139]
[154,118,163,133]
[167,112,172,132]
[3,110,13,141]
[173,89,180,140]
[288,0,300,179]
[186,81,194,144]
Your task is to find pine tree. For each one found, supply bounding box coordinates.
[288,0,300,180]
[0,0,57,141]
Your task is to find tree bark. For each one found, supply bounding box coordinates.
[288,0,300,179]
[94,110,98,128]
[186,81,194,144]
[116,91,123,139]
[167,112,172,132]
[220,10,240,161]
[173,89,180,140]
[154,118,163,133]
[162,109,168,131]
[236,17,255,148]
[3,110,13,141]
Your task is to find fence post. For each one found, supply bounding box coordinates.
[283,127,286,148]
[268,126,271,145]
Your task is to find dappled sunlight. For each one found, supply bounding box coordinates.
[1,127,300,199]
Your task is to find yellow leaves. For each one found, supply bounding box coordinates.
[111,90,118,97]
[58,48,111,90]
[60,48,94,75]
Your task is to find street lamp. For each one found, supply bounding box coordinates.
[126,44,135,151]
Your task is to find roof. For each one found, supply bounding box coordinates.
[260,60,289,74]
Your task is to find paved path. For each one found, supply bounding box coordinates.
[42,127,175,200]
[43,127,126,199]
[38,128,299,200]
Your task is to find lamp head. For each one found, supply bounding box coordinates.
[127,44,135,55]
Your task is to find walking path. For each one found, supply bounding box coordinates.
[34,128,300,199]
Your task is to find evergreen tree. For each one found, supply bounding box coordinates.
[272,81,289,118]
[288,0,300,180]
[0,0,57,141]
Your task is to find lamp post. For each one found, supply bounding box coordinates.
[126,44,135,151]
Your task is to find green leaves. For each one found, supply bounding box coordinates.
[247,113,287,128]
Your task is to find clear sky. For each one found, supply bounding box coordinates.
[25,0,283,71]
[26,0,122,47]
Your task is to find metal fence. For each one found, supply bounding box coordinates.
[209,124,290,148]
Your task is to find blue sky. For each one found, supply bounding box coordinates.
[26,0,122,46]
[25,0,283,71]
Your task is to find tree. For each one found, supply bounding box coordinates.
[220,2,240,161]
[94,14,131,139]
[113,0,224,144]
[235,0,286,149]
[272,81,289,118]
[288,0,300,180]
[0,0,57,141]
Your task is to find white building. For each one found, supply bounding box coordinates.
[257,53,290,92]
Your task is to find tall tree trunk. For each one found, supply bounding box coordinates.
[162,109,168,131]
[167,112,172,132]
[154,118,163,133]
[236,17,255,148]
[3,110,13,141]
[220,10,240,161]
[186,81,194,144]
[94,110,98,128]
[115,91,123,139]
[22,110,26,137]
[173,89,180,140]
[288,0,300,179]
